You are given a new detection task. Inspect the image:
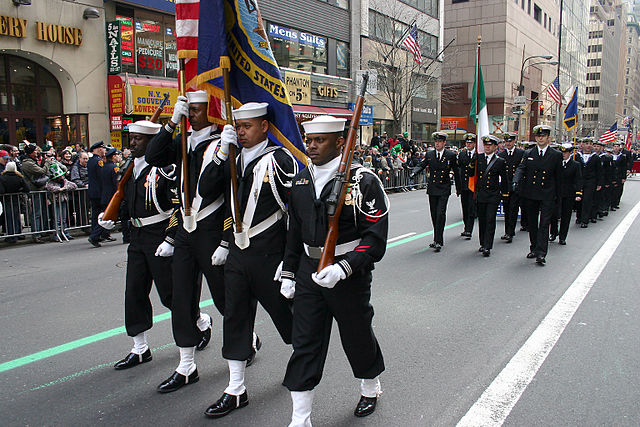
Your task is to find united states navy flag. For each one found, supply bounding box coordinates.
[196,0,307,165]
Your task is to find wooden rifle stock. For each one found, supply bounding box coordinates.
[102,92,170,221]
[220,56,243,232]
[178,58,192,218]
[317,73,369,272]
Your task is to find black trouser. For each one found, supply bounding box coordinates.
[599,185,612,212]
[459,190,475,234]
[520,203,528,229]
[124,230,173,337]
[523,197,555,258]
[89,198,109,241]
[502,193,519,237]
[477,201,499,250]
[428,194,449,245]
[550,196,574,241]
[222,249,292,361]
[580,182,597,224]
[612,183,623,207]
[283,256,384,391]
[171,227,225,348]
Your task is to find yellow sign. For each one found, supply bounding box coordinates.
[130,85,179,117]
[317,85,339,98]
[110,131,122,149]
[0,16,27,38]
[0,15,82,46]
[283,71,311,105]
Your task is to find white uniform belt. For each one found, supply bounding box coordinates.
[247,209,284,239]
[130,212,171,228]
[187,194,224,222]
[303,239,361,259]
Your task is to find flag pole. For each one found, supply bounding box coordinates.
[178,58,193,231]
[473,33,481,199]
[220,56,243,233]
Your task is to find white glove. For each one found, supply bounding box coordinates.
[311,264,346,289]
[273,261,283,281]
[211,246,229,265]
[171,95,188,125]
[155,241,174,257]
[97,212,115,230]
[218,124,238,160]
[280,278,295,299]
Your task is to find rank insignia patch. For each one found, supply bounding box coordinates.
[295,178,309,185]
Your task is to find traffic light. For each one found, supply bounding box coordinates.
[539,103,544,116]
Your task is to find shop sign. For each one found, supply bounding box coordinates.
[348,103,373,126]
[0,15,82,46]
[412,98,438,124]
[111,115,123,131]
[116,16,135,67]
[116,0,176,14]
[283,71,311,105]
[441,117,467,130]
[110,131,122,150]
[106,21,121,75]
[311,76,349,107]
[317,85,339,98]
[267,23,326,48]
[109,75,178,117]
[108,76,125,115]
[136,19,164,76]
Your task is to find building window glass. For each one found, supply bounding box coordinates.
[268,23,327,74]
[336,41,350,78]
[136,12,165,77]
[534,4,542,23]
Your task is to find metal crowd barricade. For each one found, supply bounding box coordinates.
[0,188,91,242]
[375,168,427,191]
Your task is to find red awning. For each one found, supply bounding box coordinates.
[111,74,178,88]
[292,105,354,119]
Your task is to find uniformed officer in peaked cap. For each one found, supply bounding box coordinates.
[204,102,298,418]
[498,131,524,242]
[513,124,563,265]
[98,120,178,371]
[549,143,582,245]
[457,133,477,239]
[577,136,602,227]
[410,131,461,252]
[610,141,627,210]
[146,90,230,392]
[476,135,509,257]
[87,140,108,247]
[282,115,389,424]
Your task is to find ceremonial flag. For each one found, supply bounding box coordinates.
[193,0,306,164]
[626,118,634,149]
[563,87,578,131]
[176,0,222,121]
[469,40,488,191]
[600,122,617,144]
[546,77,561,104]
[402,25,423,64]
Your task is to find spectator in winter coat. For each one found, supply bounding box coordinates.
[70,152,89,188]
[0,162,30,243]
[21,144,49,243]
[46,163,77,242]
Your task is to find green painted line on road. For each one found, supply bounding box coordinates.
[0,221,464,374]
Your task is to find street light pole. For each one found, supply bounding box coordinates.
[515,53,554,134]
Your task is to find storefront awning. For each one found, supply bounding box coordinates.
[111,74,178,88]
[292,105,355,120]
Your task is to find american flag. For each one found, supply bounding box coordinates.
[600,122,618,144]
[402,25,422,64]
[546,77,561,104]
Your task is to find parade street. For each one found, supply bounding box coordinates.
[2,181,640,427]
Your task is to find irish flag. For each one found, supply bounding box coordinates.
[470,62,489,154]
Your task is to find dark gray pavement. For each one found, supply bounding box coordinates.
[1,180,640,426]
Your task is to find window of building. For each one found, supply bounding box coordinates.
[586,72,600,80]
[336,41,350,78]
[534,4,542,24]
[522,0,525,9]
[528,0,531,14]
[544,13,547,29]
[548,17,552,32]
[368,10,438,59]
[400,0,439,16]
[268,24,328,74]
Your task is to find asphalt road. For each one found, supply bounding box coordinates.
[2,179,640,426]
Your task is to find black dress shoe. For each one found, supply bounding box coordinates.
[428,242,436,248]
[580,223,588,228]
[500,234,508,240]
[505,235,513,243]
[536,257,546,265]
[520,226,528,231]
[559,240,567,245]
[103,236,117,242]
[603,211,608,216]
[590,219,597,224]
[354,396,377,417]
[246,335,262,367]
[549,234,557,242]
[204,391,248,418]
[88,238,101,248]
[483,249,491,257]
[196,317,213,351]
[478,246,485,252]
[434,243,442,252]
[526,252,536,259]
[157,369,199,393]
[114,349,152,370]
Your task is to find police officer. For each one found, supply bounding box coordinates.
[87,141,108,247]
[146,91,229,393]
[411,131,461,252]
[457,133,476,239]
[204,103,298,418]
[282,116,388,425]
[549,143,582,245]
[498,131,524,242]
[577,137,602,227]
[97,121,177,370]
[476,135,509,257]
[513,124,563,265]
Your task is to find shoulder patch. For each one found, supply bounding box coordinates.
[98,160,104,167]
[294,178,309,185]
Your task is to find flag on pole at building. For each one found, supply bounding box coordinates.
[600,122,618,143]
[625,119,633,149]
[563,87,578,131]
[546,77,561,104]
[468,44,488,191]
[402,24,423,64]
[194,0,306,164]
[175,0,222,121]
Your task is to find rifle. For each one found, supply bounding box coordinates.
[178,58,196,232]
[317,72,369,272]
[102,92,170,221]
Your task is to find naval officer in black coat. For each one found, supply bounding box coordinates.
[457,133,477,239]
[549,143,582,245]
[497,131,524,242]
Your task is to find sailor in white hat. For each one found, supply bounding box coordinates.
[204,101,298,418]
[146,90,231,393]
[281,115,389,425]
[97,120,178,372]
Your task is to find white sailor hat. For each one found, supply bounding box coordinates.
[128,120,162,135]
[559,143,575,152]
[301,115,346,134]
[532,124,552,135]
[233,102,269,120]
[186,90,209,104]
[481,134,500,145]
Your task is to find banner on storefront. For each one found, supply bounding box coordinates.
[108,75,177,117]
[283,70,311,105]
[441,116,467,130]
[106,21,121,75]
[348,103,373,126]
